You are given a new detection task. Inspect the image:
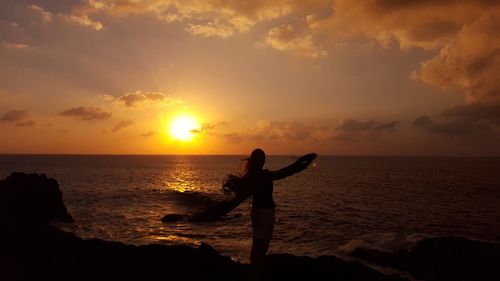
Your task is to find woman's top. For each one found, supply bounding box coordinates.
[250,158,310,209]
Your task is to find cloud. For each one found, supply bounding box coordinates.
[413,115,488,137]
[264,24,327,58]
[103,91,183,108]
[75,0,295,38]
[338,119,375,132]
[413,115,433,127]
[59,107,112,120]
[28,4,53,22]
[0,109,28,122]
[189,122,224,135]
[64,14,103,30]
[0,109,36,127]
[141,130,156,137]
[224,120,328,143]
[0,41,33,49]
[112,119,133,133]
[373,121,400,133]
[317,0,497,50]
[29,4,103,30]
[224,132,244,143]
[414,101,500,137]
[333,119,399,142]
[312,1,500,106]
[414,14,500,102]
[442,101,500,126]
[15,120,36,127]
[186,23,235,38]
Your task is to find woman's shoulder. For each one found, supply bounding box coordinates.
[261,169,273,178]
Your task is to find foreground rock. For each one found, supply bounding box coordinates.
[352,236,500,281]
[0,172,405,280]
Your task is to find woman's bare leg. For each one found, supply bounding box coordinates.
[250,237,271,281]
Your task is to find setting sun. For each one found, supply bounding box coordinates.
[168,115,200,142]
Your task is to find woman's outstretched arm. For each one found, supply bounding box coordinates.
[269,153,317,181]
[191,193,250,221]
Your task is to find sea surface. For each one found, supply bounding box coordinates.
[1,155,499,262]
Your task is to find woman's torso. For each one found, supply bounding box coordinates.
[248,169,276,209]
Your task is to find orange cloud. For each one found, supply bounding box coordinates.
[414,14,500,102]
[413,100,500,139]
[264,24,327,58]
[1,110,28,122]
[141,130,156,137]
[333,119,399,142]
[59,107,112,120]
[103,91,183,108]
[224,120,328,143]
[317,0,496,50]
[0,109,36,127]
[112,119,133,133]
[15,120,36,127]
[30,4,103,30]
[76,0,296,37]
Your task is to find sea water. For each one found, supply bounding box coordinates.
[1,155,499,262]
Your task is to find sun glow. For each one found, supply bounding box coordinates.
[168,115,200,142]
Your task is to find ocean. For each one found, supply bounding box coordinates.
[1,155,499,263]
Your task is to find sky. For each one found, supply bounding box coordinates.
[1,0,499,156]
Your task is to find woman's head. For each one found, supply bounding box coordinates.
[222,148,266,196]
[245,148,266,175]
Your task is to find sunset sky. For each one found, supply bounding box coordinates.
[1,0,499,155]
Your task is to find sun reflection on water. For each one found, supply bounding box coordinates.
[153,235,201,246]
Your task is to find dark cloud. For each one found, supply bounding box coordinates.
[223,120,327,143]
[104,91,183,108]
[333,119,399,142]
[225,132,244,144]
[374,121,400,132]
[251,121,326,141]
[112,119,133,133]
[189,122,225,135]
[338,119,399,133]
[59,107,112,120]
[413,115,433,127]
[414,101,500,138]
[0,109,28,122]
[413,115,487,137]
[442,102,500,125]
[283,121,327,141]
[15,120,36,127]
[141,130,156,137]
[338,119,375,132]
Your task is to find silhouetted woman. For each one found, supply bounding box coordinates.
[220,149,317,280]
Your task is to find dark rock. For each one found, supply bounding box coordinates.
[161,213,184,222]
[352,236,500,281]
[264,254,405,281]
[0,172,73,224]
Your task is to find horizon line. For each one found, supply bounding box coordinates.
[0,153,498,158]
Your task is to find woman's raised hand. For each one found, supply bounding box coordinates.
[298,153,317,166]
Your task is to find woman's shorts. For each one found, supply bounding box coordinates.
[251,208,276,239]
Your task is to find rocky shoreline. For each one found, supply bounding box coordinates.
[1,173,498,281]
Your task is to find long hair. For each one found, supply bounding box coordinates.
[222,148,265,196]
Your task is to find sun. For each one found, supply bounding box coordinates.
[168,115,200,142]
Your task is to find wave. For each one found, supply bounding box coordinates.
[337,233,424,254]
